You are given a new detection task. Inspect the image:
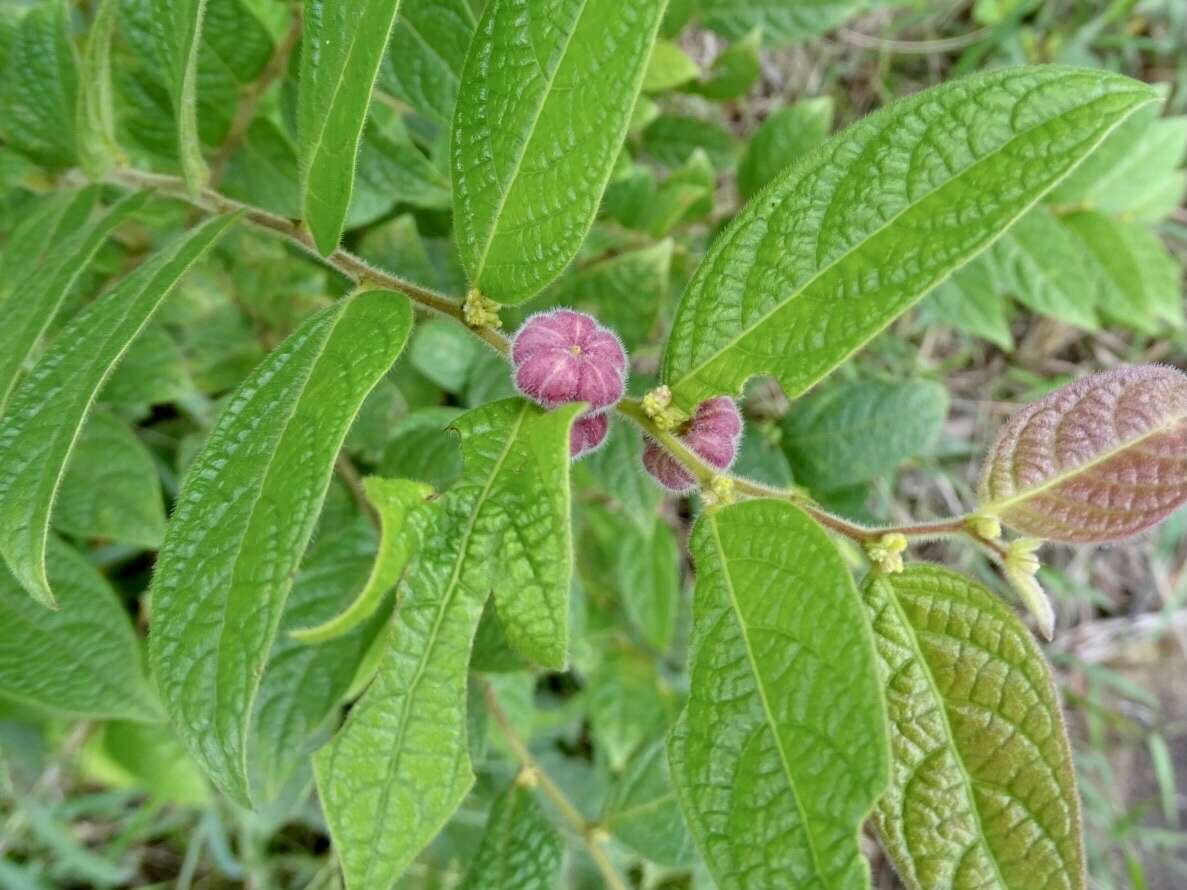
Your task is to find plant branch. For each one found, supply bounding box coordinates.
[105,168,1000,559]
[479,680,629,890]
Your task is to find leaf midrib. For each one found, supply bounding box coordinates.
[707,512,827,883]
[667,86,1156,398]
[877,576,1009,890]
[356,403,529,888]
[466,0,585,284]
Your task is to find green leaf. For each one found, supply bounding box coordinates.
[452,0,667,303]
[698,0,861,45]
[862,564,1085,890]
[53,410,166,548]
[315,398,577,888]
[76,0,121,177]
[0,189,150,414]
[782,380,948,491]
[222,117,300,218]
[409,317,482,393]
[149,288,414,806]
[669,498,888,889]
[251,512,386,801]
[83,720,210,806]
[617,520,681,653]
[602,739,697,867]
[642,113,736,170]
[643,39,700,93]
[984,206,1100,330]
[291,477,434,644]
[661,67,1158,410]
[549,240,672,350]
[0,189,96,301]
[0,538,157,721]
[0,1,78,166]
[582,420,662,531]
[590,646,670,770]
[148,0,211,192]
[1048,101,1187,223]
[345,109,452,229]
[737,96,833,199]
[458,782,564,890]
[378,406,464,490]
[685,28,760,100]
[924,259,1014,351]
[1059,210,1178,334]
[378,0,476,124]
[102,324,194,406]
[0,212,237,607]
[298,0,405,255]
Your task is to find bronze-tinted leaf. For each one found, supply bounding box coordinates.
[979,365,1187,542]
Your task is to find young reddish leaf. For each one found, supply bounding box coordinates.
[980,365,1187,543]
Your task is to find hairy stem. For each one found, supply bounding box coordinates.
[105,168,996,556]
[480,680,629,890]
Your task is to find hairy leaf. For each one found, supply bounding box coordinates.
[0,190,150,415]
[379,0,475,124]
[863,564,1084,890]
[452,0,666,303]
[0,212,236,607]
[147,0,210,191]
[315,398,577,889]
[54,411,166,548]
[661,67,1157,410]
[150,289,413,805]
[782,380,949,490]
[0,189,95,300]
[291,477,434,644]
[458,782,564,890]
[0,538,157,721]
[669,499,888,889]
[102,324,194,406]
[0,1,78,166]
[251,514,385,802]
[737,96,833,199]
[298,0,404,255]
[979,365,1187,543]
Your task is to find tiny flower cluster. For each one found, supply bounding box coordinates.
[511,309,627,459]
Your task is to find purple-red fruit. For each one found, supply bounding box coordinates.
[643,397,743,492]
[512,309,627,411]
[570,412,609,459]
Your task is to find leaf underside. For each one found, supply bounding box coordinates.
[980,365,1187,542]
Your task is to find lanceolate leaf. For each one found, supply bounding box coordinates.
[298,0,405,255]
[149,289,413,806]
[148,0,210,192]
[0,212,237,607]
[452,0,666,303]
[0,189,151,416]
[458,781,564,890]
[979,365,1187,543]
[862,564,1085,890]
[315,398,577,889]
[660,67,1157,411]
[603,739,696,867]
[290,477,434,644]
[0,538,157,722]
[669,499,889,889]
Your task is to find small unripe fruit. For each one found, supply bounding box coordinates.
[512,309,627,411]
[570,412,609,459]
[642,396,743,492]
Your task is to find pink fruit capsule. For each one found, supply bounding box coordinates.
[642,397,743,492]
[512,309,627,411]
[570,412,609,460]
